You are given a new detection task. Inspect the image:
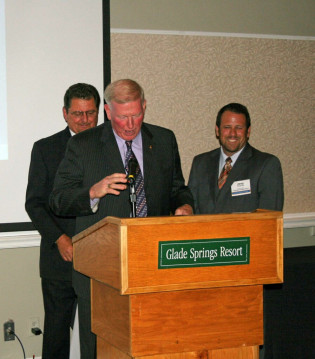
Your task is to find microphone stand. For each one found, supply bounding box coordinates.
[129,178,136,218]
[127,158,138,218]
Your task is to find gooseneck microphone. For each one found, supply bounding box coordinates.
[127,158,138,185]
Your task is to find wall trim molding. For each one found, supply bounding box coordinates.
[111,28,315,41]
[0,230,40,249]
[283,212,315,229]
[1,213,314,249]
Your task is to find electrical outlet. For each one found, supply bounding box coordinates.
[3,319,15,341]
[28,316,40,336]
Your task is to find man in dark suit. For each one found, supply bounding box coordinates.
[188,102,284,214]
[25,83,100,359]
[50,79,194,359]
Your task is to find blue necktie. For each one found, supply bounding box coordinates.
[125,141,147,217]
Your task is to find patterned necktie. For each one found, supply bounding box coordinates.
[125,141,147,217]
[218,157,232,189]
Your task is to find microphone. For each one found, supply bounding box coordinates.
[127,158,138,185]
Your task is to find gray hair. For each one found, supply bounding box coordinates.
[104,79,145,107]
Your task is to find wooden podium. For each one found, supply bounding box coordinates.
[73,210,283,359]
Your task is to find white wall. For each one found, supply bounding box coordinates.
[1,0,104,224]
[1,1,103,357]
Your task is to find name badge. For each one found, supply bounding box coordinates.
[231,179,251,196]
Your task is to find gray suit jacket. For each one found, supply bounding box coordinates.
[188,144,284,214]
[50,121,193,296]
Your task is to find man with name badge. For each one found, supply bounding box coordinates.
[188,102,284,214]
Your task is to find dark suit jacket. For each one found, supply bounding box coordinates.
[50,121,193,296]
[188,143,284,214]
[25,127,75,281]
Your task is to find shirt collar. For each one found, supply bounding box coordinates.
[112,130,142,156]
[220,144,246,164]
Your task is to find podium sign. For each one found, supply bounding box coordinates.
[158,236,250,268]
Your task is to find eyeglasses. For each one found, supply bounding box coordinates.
[70,110,97,119]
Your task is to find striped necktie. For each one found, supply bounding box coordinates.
[125,141,147,217]
[218,157,232,189]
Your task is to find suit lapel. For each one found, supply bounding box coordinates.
[209,150,221,205]
[57,127,71,162]
[141,124,154,189]
[61,127,71,149]
[217,144,253,200]
[100,122,126,174]
[63,127,71,140]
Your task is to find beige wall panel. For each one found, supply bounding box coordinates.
[111,33,315,214]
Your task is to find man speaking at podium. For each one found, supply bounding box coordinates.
[50,79,193,359]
